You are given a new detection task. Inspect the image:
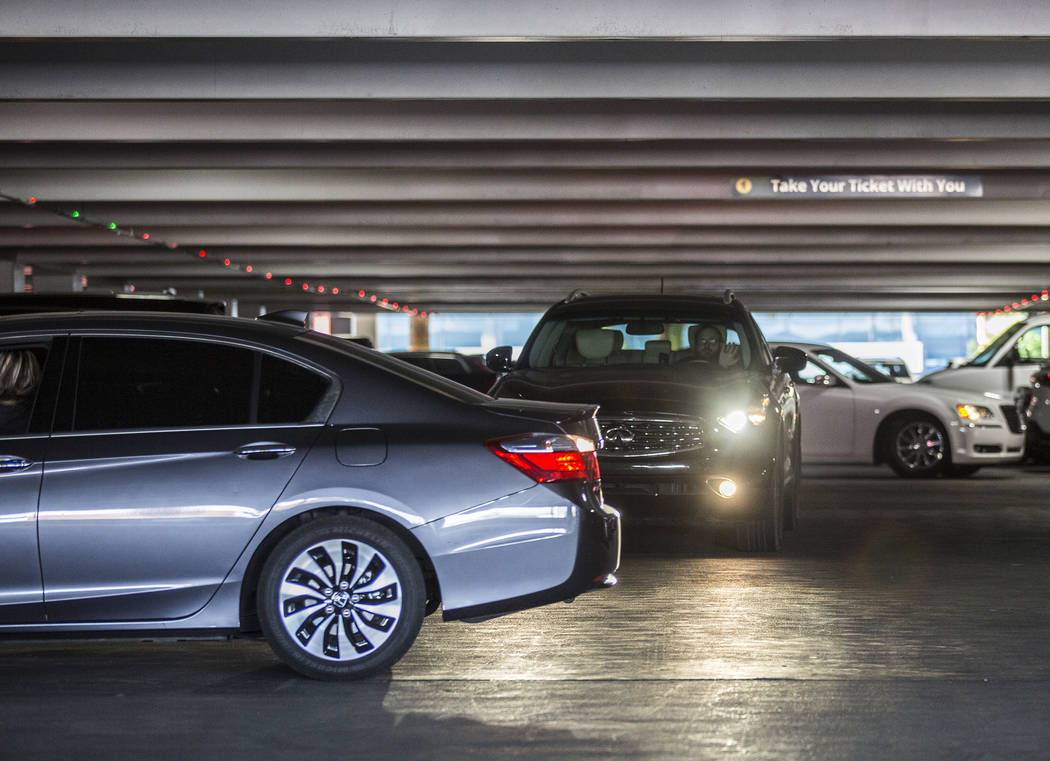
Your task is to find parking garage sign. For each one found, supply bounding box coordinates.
[731,175,982,198]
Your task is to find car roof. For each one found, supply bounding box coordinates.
[0,310,306,343]
[543,293,746,318]
[0,293,225,315]
[769,341,829,352]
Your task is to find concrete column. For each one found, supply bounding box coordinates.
[353,312,378,347]
[0,254,24,293]
[32,268,82,293]
[409,313,430,351]
[236,302,266,319]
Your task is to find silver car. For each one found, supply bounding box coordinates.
[0,312,619,679]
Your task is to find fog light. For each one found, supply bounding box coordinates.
[718,480,737,498]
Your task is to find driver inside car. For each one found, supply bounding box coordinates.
[687,324,741,368]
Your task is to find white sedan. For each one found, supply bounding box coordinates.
[771,342,1026,477]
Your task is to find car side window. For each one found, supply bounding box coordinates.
[74,337,253,431]
[258,354,331,424]
[0,345,48,436]
[795,359,836,386]
[1015,326,1050,362]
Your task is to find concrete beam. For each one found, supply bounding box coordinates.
[4,1,1050,38]
[7,101,1050,141]
[6,40,1050,100]
[6,140,1050,170]
[7,202,1050,231]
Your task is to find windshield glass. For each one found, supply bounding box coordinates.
[966,320,1028,367]
[523,313,762,372]
[813,349,893,384]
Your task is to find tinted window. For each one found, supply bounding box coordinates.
[75,337,253,431]
[0,345,48,436]
[259,354,331,424]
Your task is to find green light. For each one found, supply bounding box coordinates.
[71,210,80,218]
[108,222,117,230]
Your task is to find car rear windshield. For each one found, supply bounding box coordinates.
[302,333,491,403]
[522,313,765,371]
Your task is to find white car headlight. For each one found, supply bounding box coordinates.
[956,404,995,422]
[718,397,770,433]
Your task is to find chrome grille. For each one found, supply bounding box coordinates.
[598,416,704,457]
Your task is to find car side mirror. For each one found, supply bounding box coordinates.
[773,346,807,374]
[485,345,514,373]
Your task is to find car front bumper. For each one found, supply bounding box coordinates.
[948,422,1026,465]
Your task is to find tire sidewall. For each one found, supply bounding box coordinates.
[258,516,425,680]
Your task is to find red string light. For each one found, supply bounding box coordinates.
[7,191,431,316]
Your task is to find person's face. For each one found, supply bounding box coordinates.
[695,327,722,358]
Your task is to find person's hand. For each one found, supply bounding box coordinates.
[720,343,741,367]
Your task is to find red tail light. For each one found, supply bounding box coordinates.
[486,434,600,483]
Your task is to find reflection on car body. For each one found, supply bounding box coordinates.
[773,342,1025,478]
[0,311,619,679]
[488,292,805,552]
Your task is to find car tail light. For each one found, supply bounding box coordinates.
[486,433,600,483]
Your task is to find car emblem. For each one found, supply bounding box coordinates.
[605,426,636,445]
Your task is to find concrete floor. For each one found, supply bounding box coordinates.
[1,464,1049,760]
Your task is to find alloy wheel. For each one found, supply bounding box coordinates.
[278,539,403,662]
[894,420,946,473]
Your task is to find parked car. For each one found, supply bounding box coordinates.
[0,311,619,679]
[387,350,497,393]
[486,292,806,552]
[772,342,1026,477]
[918,312,1049,441]
[1018,364,1050,463]
[861,357,912,382]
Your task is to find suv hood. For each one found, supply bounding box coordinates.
[493,367,764,417]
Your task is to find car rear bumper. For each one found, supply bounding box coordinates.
[438,498,621,622]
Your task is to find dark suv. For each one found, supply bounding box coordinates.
[487,292,806,551]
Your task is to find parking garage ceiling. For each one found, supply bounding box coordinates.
[3,2,1050,314]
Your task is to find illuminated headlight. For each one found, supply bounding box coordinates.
[718,397,770,433]
[956,404,995,422]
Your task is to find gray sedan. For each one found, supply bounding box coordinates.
[0,312,619,679]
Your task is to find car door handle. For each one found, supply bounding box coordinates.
[0,455,33,472]
[234,443,297,460]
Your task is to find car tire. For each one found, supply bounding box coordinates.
[735,438,785,552]
[258,515,425,680]
[783,434,802,531]
[885,415,950,478]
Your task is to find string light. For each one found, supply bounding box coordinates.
[2,190,432,316]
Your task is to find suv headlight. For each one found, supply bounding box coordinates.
[956,404,994,422]
[718,397,770,433]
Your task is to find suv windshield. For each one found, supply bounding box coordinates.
[523,313,760,371]
[965,320,1027,367]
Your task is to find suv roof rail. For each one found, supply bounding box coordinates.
[258,309,309,327]
[563,289,590,303]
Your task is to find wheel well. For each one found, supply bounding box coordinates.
[872,409,945,464]
[238,506,442,633]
